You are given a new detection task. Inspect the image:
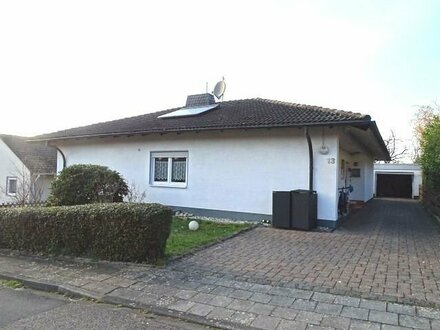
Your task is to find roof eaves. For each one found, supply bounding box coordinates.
[29,119,372,142]
[35,172,56,176]
[369,121,391,161]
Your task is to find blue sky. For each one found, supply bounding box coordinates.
[0,0,438,156]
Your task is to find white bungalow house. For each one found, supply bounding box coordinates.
[32,94,389,227]
[0,134,57,204]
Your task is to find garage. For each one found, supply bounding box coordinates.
[376,174,412,198]
[374,164,422,199]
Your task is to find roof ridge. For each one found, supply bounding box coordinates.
[254,98,368,119]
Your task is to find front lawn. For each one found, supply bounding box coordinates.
[166,217,252,257]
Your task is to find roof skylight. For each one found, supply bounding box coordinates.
[158,104,218,119]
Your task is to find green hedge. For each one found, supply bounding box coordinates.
[0,203,172,263]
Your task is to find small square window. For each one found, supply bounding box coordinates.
[151,152,188,187]
[6,177,17,196]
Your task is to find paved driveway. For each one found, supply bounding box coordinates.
[172,199,440,306]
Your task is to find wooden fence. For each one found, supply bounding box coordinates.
[0,201,46,208]
[422,187,440,221]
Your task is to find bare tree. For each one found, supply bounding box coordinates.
[383,130,408,163]
[125,182,147,203]
[0,163,44,205]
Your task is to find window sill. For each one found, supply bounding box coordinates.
[150,182,187,189]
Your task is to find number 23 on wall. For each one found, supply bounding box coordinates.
[327,158,335,164]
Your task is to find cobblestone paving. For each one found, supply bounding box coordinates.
[172,199,440,306]
[1,252,440,329]
[1,199,440,329]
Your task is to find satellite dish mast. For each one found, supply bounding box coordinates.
[213,78,226,101]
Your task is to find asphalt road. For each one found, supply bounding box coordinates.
[0,286,209,330]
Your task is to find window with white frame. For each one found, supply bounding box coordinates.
[6,177,18,196]
[150,152,188,187]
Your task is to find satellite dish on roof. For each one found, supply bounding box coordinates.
[213,78,226,100]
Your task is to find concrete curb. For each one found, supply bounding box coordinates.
[101,294,252,330]
[0,272,59,293]
[0,272,247,330]
[58,284,103,301]
[0,272,102,301]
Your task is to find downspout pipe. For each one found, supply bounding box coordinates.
[56,146,67,170]
[305,127,313,191]
[47,142,66,170]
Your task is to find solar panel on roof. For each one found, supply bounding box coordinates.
[158,104,218,119]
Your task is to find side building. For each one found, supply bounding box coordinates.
[0,134,57,204]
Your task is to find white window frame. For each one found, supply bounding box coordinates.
[6,176,18,196]
[150,151,188,188]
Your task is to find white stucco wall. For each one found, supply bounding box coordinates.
[413,171,423,198]
[0,139,30,203]
[363,161,374,201]
[54,127,341,221]
[36,175,55,201]
[338,150,374,203]
[313,130,339,221]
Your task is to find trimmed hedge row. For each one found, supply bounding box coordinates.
[0,203,172,263]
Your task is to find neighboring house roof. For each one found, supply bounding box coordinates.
[30,97,390,160]
[0,134,57,174]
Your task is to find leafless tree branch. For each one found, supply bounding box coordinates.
[125,181,147,203]
[0,162,44,205]
[384,130,408,163]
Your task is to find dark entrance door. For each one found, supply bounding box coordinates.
[376,174,412,198]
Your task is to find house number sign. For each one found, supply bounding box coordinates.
[327,158,335,164]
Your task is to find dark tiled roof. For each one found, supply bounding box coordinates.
[0,135,57,174]
[33,98,371,140]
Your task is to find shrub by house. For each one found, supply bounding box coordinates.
[47,164,129,206]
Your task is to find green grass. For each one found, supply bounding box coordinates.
[0,279,23,289]
[166,217,251,257]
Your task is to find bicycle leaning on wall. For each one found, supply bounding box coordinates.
[338,185,353,217]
